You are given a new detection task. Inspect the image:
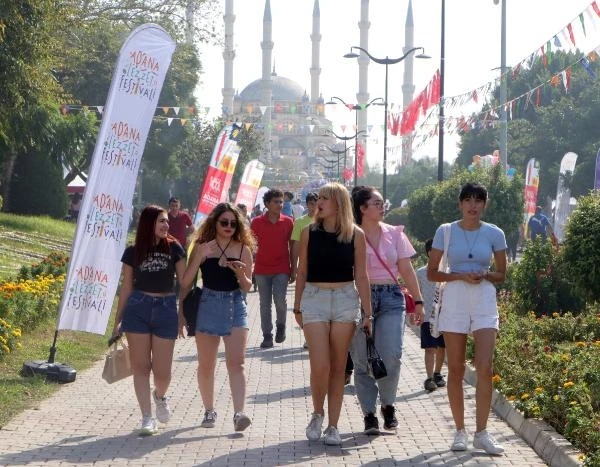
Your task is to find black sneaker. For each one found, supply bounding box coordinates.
[424,377,437,392]
[380,405,398,430]
[433,372,446,387]
[363,413,380,435]
[275,325,286,343]
[260,335,274,348]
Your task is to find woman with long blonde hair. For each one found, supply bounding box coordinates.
[182,202,256,432]
[293,182,373,446]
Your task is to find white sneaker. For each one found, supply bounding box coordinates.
[153,390,171,423]
[473,430,505,455]
[201,409,217,428]
[233,412,251,432]
[139,415,157,436]
[450,428,469,451]
[305,412,324,441]
[323,426,342,446]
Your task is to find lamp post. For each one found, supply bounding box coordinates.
[326,96,383,186]
[322,145,350,182]
[345,46,429,203]
[494,0,508,171]
[438,0,446,181]
[327,128,367,186]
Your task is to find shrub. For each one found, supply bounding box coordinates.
[0,317,22,357]
[561,191,600,303]
[18,251,69,280]
[384,206,408,227]
[406,184,437,241]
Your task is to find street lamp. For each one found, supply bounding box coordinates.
[494,0,508,171]
[326,96,383,186]
[326,128,367,186]
[322,145,350,182]
[344,46,429,203]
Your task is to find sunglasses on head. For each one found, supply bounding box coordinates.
[218,219,238,228]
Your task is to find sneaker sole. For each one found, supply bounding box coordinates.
[234,416,251,432]
[364,427,380,436]
[324,437,342,446]
[139,428,157,436]
[451,443,468,451]
[275,337,286,343]
[383,423,398,430]
[473,441,504,455]
[201,422,216,428]
[155,412,170,424]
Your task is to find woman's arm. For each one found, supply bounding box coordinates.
[181,241,209,289]
[112,264,133,335]
[293,228,309,327]
[397,258,424,324]
[228,244,253,292]
[354,229,373,334]
[485,249,507,284]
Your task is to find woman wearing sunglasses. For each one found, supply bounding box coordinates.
[182,202,256,432]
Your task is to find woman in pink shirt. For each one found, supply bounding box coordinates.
[350,186,425,435]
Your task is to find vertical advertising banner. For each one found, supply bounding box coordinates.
[554,152,578,243]
[57,24,175,334]
[193,124,242,226]
[522,158,540,237]
[234,159,266,209]
[595,148,600,190]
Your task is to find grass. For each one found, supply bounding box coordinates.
[0,213,113,428]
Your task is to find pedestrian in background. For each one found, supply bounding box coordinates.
[293,182,373,446]
[112,205,187,436]
[427,182,507,455]
[167,197,194,248]
[251,189,294,348]
[350,185,424,435]
[182,202,255,432]
[416,238,446,392]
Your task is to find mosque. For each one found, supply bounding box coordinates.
[220,0,416,189]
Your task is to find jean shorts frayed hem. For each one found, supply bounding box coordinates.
[196,287,248,337]
[120,290,178,339]
[300,282,361,325]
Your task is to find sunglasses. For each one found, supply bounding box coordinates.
[218,219,238,228]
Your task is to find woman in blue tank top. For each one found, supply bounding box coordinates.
[182,203,256,432]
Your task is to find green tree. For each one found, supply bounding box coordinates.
[406,184,437,241]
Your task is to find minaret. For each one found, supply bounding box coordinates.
[261,0,274,163]
[356,0,370,168]
[401,0,416,165]
[310,0,321,104]
[222,0,235,117]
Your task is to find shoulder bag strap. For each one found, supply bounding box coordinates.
[365,236,398,284]
[439,223,451,273]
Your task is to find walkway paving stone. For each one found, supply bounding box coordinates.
[0,287,554,466]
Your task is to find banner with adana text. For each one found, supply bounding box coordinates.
[58,24,175,334]
[234,159,265,209]
[522,158,540,238]
[193,124,242,226]
[595,148,600,190]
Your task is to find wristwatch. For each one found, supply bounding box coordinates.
[414,300,424,305]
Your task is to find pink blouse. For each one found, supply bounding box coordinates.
[366,223,416,282]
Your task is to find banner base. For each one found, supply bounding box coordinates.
[21,360,77,384]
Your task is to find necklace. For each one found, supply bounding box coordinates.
[461,224,481,259]
[216,239,232,267]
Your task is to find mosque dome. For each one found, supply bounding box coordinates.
[238,75,306,102]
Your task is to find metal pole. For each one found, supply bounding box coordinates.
[499,0,508,170]
[437,0,445,181]
[383,62,389,202]
[354,109,359,187]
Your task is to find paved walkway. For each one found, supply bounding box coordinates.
[0,288,549,466]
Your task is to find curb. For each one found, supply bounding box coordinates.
[407,324,583,466]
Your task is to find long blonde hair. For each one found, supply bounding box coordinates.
[313,182,355,243]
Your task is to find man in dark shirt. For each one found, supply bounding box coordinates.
[251,189,294,348]
[167,197,194,248]
[528,206,553,242]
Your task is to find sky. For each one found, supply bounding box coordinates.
[194,0,600,168]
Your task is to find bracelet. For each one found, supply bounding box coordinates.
[293,308,302,314]
[414,300,424,305]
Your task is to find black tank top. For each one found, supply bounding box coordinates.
[306,224,355,282]
[200,246,243,291]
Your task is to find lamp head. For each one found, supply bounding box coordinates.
[344,49,360,59]
[415,52,431,59]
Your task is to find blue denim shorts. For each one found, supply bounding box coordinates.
[196,287,248,336]
[301,282,361,325]
[120,290,178,339]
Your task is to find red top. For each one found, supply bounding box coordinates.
[168,211,193,247]
[251,213,294,274]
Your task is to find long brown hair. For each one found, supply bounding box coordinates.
[192,202,256,252]
[134,205,175,266]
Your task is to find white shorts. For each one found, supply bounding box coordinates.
[438,280,498,334]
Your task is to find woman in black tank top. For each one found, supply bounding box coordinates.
[181,203,256,432]
[292,182,373,446]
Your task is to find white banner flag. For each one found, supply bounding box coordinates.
[58,24,175,334]
[553,152,578,243]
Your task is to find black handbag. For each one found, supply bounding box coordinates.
[182,284,202,337]
[366,336,387,380]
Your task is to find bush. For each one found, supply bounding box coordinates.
[406,184,438,241]
[17,251,69,280]
[0,317,22,357]
[384,206,408,227]
[561,191,600,303]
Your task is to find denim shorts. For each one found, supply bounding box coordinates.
[420,321,446,348]
[301,282,361,325]
[120,290,178,339]
[196,287,248,336]
[439,280,498,333]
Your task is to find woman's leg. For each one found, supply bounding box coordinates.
[150,335,176,398]
[126,332,153,416]
[373,308,405,408]
[223,327,249,413]
[443,332,468,430]
[434,347,446,373]
[195,333,221,409]
[303,322,331,415]
[472,328,497,432]
[326,322,356,427]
